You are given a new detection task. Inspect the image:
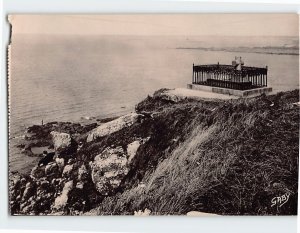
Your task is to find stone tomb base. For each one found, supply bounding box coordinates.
[187,84,273,97]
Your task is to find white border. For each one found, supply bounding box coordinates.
[1,1,299,232]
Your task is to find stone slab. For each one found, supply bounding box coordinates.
[187,84,272,97]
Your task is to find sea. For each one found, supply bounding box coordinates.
[9,34,299,173]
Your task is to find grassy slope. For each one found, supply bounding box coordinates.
[95,90,299,215]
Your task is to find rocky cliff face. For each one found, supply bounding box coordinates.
[9,89,299,215]
[10,112,148,215]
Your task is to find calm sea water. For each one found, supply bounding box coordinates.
[9,35,299,172]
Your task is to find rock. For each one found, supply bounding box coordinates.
[10,174,22,186]
[50,131,71,151]
[51,178,62,186]
[20,178,26,185]
[22,182,35,201]
[91,137,150,195]
[30,165,45,179]
[62,164,74,178]
[45,162,59,176]
[16,195,21,201]
[53,180,73,210]
[76,181,84,189]
[40,180,50,190]
[127,141,141,164]
[158,90,183,103]
[50,131,77,154]
[55,157,65,171]
[67,158,75,164]
[78,164,88,181]
[86,113,143,142]
[91,147,129,195]
[127,137,150,164]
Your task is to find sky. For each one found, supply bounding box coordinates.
[9,14,299,37]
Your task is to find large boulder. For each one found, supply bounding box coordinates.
[91,137,149,195]
[91,146,129,195]
[50,131,71,151]
[50,131,77,155]
[86,113,143,142]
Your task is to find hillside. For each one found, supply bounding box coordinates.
[10,89,299,215]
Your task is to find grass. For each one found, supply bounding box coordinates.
[95,90,299,215]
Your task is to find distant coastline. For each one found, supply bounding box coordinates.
[176,46,299,56]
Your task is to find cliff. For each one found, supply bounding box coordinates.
[9,89,299,215]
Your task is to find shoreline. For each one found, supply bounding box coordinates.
[9,109,133,175]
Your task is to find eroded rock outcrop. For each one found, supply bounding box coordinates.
[91,138,149,195]
[86,113,143,142]
[91,146,128,195]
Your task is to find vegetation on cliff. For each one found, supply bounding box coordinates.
[10,89,299,215]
